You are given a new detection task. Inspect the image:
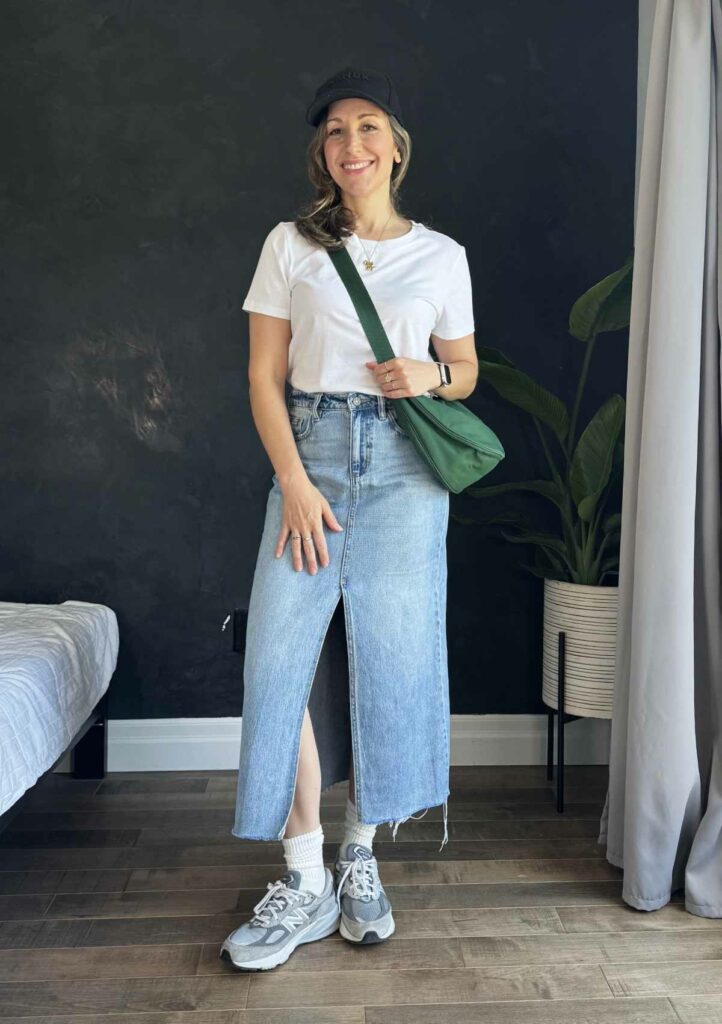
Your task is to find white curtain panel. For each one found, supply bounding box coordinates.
[599,0,722,916]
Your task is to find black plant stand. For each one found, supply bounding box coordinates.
[546,631,582,813]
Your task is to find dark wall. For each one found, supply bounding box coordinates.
[0,1,636,718]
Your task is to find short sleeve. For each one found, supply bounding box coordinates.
[432,246,475,340]
[241,222,291,319]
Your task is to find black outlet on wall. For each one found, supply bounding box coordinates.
[233,608,248,654]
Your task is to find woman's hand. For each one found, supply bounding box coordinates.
[275,469,344,575]
[365,357,440,398]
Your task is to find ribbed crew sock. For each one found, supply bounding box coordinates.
[340,795,377,854]
[281,824,326,895]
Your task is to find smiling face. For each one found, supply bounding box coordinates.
[322,96,401,198]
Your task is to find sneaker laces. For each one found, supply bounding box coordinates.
[335,854,380,912]
[250,879,307,927]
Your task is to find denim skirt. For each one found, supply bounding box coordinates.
[231,387,450,851]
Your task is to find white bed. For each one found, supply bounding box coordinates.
[0,599,119,816]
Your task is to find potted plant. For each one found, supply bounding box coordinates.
[456,254,633,717]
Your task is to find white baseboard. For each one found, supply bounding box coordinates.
[53,714,611,773]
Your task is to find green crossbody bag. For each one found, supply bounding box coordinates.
[327,244,505,494]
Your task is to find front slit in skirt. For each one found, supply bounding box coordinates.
[231,387,450,851]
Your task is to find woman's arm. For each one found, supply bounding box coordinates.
[429,332,478,400]
[246,310,343,574]
[247,311,308,489]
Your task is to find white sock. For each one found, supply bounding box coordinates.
[340,795,377,853]
[281,824,326,895]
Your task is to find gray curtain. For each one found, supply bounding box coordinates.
[599,0,722,916]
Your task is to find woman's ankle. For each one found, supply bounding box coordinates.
[281,823,326,895]
[340,795,377,852]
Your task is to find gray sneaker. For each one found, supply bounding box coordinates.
[333,842,395,944]
[220,868,340,971]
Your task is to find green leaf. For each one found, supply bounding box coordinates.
[476,362,570,443]
[478,513,531,528]
[475,345,516,367]
[569,252,634,342]
[449,514,480,526]
[570,395,625,521]
[520,563,550,579]
[533,544,569,577]
[602,512,622,534]
[451,511,527,528]
[502,528,575,578]
[606,443,624,491]
[465,479,565,510]
[499,529,568,556]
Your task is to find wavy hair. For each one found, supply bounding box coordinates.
[294,111,415,250]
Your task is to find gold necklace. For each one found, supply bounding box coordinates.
[355,211,394,271]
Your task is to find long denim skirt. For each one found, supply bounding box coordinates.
[232,387,450,851]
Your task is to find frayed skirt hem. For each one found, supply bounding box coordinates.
[381,793,449,853]
[230,793,450,851]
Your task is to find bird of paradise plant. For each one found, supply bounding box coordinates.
[457,254,633,586]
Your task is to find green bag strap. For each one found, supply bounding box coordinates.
[327,245,397,364]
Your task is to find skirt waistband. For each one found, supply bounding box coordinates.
[288,387,391,416]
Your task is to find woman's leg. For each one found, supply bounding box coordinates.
[283,706,322,838]
[221,711,338,969]
[340,753,377,852]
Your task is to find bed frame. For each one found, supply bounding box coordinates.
[0,690,108,835]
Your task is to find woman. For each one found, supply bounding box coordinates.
[221,66,478,971]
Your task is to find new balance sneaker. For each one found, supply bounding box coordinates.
[219,867,340,971]
[333,842,395,944]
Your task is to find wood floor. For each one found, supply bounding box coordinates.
[0,764,718,1023]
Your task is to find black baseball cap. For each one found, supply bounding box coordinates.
[305,66,405,129]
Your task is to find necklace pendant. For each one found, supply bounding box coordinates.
[362,258,375,271]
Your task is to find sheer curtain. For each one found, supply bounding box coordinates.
[599,0,722,916]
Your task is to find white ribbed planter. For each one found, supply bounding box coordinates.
[542,578,618,719]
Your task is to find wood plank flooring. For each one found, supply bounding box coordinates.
[0,765,718,1023]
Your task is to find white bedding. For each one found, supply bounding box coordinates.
[0,600,119,816]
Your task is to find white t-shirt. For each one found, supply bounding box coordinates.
[241,219,474,397]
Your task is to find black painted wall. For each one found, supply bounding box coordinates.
[1,1,636,719]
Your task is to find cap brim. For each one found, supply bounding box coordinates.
[305,89,396,127]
